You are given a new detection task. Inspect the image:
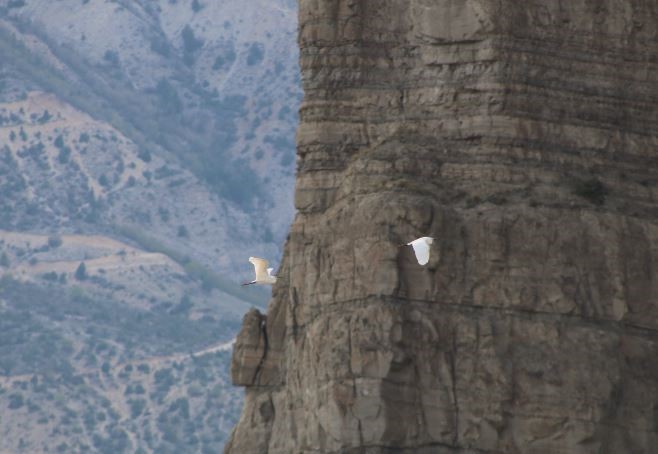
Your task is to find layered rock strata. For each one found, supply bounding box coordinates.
[226,1,658,452]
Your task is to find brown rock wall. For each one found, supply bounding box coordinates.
[226,1,658,452]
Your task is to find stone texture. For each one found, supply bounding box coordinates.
[226,1,658,452]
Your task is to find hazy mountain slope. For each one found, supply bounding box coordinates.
[4,0,300,242]
[0,91,274,277]
[0,0,300,452]
[0,217,254,452]
[0,238,244,452]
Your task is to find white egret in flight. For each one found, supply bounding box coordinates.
[401,237,434,265]
[242,257,277,286]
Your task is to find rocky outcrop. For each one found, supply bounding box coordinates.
[226,1,658,452]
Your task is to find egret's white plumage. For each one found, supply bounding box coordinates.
[242,257,277,285]
[405,237,434,265]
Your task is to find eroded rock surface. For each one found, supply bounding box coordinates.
[226,1,658,452]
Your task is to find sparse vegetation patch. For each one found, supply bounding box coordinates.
[573,177,608,205]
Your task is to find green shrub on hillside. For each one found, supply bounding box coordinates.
[181,25,204,65]
[48,236,63,248]
[75,262,87,281]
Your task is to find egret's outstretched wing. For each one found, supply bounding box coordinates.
[266,267,274,277]
[409,237,432,265]
[249,257,270,281]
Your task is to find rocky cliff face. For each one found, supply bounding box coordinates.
[226,1,658,452]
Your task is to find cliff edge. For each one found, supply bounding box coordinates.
[226,1,658,452]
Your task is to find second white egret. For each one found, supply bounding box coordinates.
[401,237,434,265]
[242,256,277,286]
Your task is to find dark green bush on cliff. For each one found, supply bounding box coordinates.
[574,178,608,205]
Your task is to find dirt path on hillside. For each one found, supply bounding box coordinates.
[0,338,235,386]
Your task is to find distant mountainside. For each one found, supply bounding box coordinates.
[0,0,299,452]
